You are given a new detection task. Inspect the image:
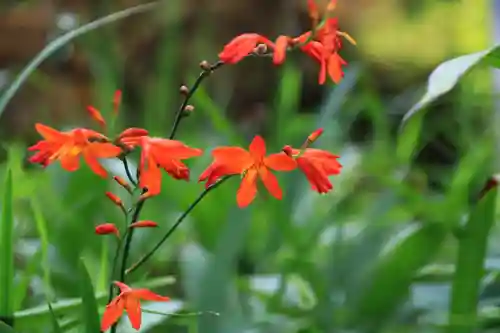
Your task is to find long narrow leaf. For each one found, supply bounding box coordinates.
[78,259,101,333]
[448,187,498,333]
[0,2,158,117]
[0,169,14,324]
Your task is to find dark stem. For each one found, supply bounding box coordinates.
[109,196,146,333]
[125,177,229,275]
[168,61,224,140]
[122,158,137,186]
[106,237,123,305]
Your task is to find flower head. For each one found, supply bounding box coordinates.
[121,136,202,198]
[219,33,274,64]
[95,223,120,238]
[199,135,296,207]
[28,123,122,177]
[101,281,169,331]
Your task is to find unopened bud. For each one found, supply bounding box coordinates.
[307,128,324,143]
[179,85,189,95]
[282,145,294,156]
[254,44,268,55]
[113,90,122,115]
[117,128,149,140]
[182,105,194,116]
[199,60,211,71]
[113,176,132,193]
[87,106,106,128]
[95,223,120,238]
[129,220,158,228]
[105,191,125,212]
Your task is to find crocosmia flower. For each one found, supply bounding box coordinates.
[199,135,296,208]
[28,123,122,177]
[218,33,274,64]
[121,136,203,198]
[101,281,170,331]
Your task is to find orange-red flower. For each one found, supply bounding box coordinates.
[121,136,202,198]
[129,220,158,228]
[28,123,122,177]
[101,281,170,331]
[219,33,274,64]
[284,146,342,193]
[199,135,296,207]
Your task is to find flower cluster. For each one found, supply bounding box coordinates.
[27,0,349,330]
[218,0,356,84]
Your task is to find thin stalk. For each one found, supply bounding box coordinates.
[125,177,229,275]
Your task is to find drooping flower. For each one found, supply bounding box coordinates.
[28,123,122,177]
[120,136,203,198]
[199,135,296,208]
[282,128,342,193]
[101,281,170,331]
[218,33,274,64]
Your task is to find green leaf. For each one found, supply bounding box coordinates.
[0,2,158,118]
[14,250,42,311]
[0,321,16,333]
[0,169,14,320]
[47,303,63,333]
[78,259,101,333]
[400,45,500,127]
[349,222,448,330]
[448,186,498,333]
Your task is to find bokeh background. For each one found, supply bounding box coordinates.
[1,0,499,332]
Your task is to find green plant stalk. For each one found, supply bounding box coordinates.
[0,170,14,326]
[448,186,498,333]
[125,177,229,275]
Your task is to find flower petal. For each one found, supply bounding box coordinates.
[113,281,132,293]
[140,155,162,197]
[249,135,266,160]
[211,147,253,172]
[88,142,122,159]
[273,35,289,65]
[83,149,108,178]
[34,123,67,141]
[264,153,297,171]
[297,158,333,193]
[258,167,282,200]
[124,297,142,330]
[59,150,81,172]
[237,169,258,208]
[101,297,125,332]
[133,289,170,302]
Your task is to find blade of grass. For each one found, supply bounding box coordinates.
[13,249,42,311]
[0,1,159,117]
[0,321,15,333]
[0,169,14,326]
[30,197,51,298]
[78,259,101,333]
[47,303,63,333]
[13,276,175,330]
[448,186,498,333]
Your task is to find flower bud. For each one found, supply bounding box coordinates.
[179,85,189,95]
[182,105,194,116]
[254,43,268,55]
[113,90,122,115]
[199,60,211,71]
[105,191,125,211]
[129,220,158,228]
[113,176,132,193]
[307,128,324,143]
[87,106,106,128]
[95,223,120,238]
[117,128,149,140]
[282,145,294,156]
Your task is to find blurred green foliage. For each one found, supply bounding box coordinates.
[0,1,500,333]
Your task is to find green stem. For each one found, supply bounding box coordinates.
[125,177,229,276]
[168,61,224,140]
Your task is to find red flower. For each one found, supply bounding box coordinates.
[95,223,120,238]
[28,123,122,177]
[199,135,296,207]
[121,136,202,198]
[285,146,342,193]
[219,33,274,64]
[101,281,170,331]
